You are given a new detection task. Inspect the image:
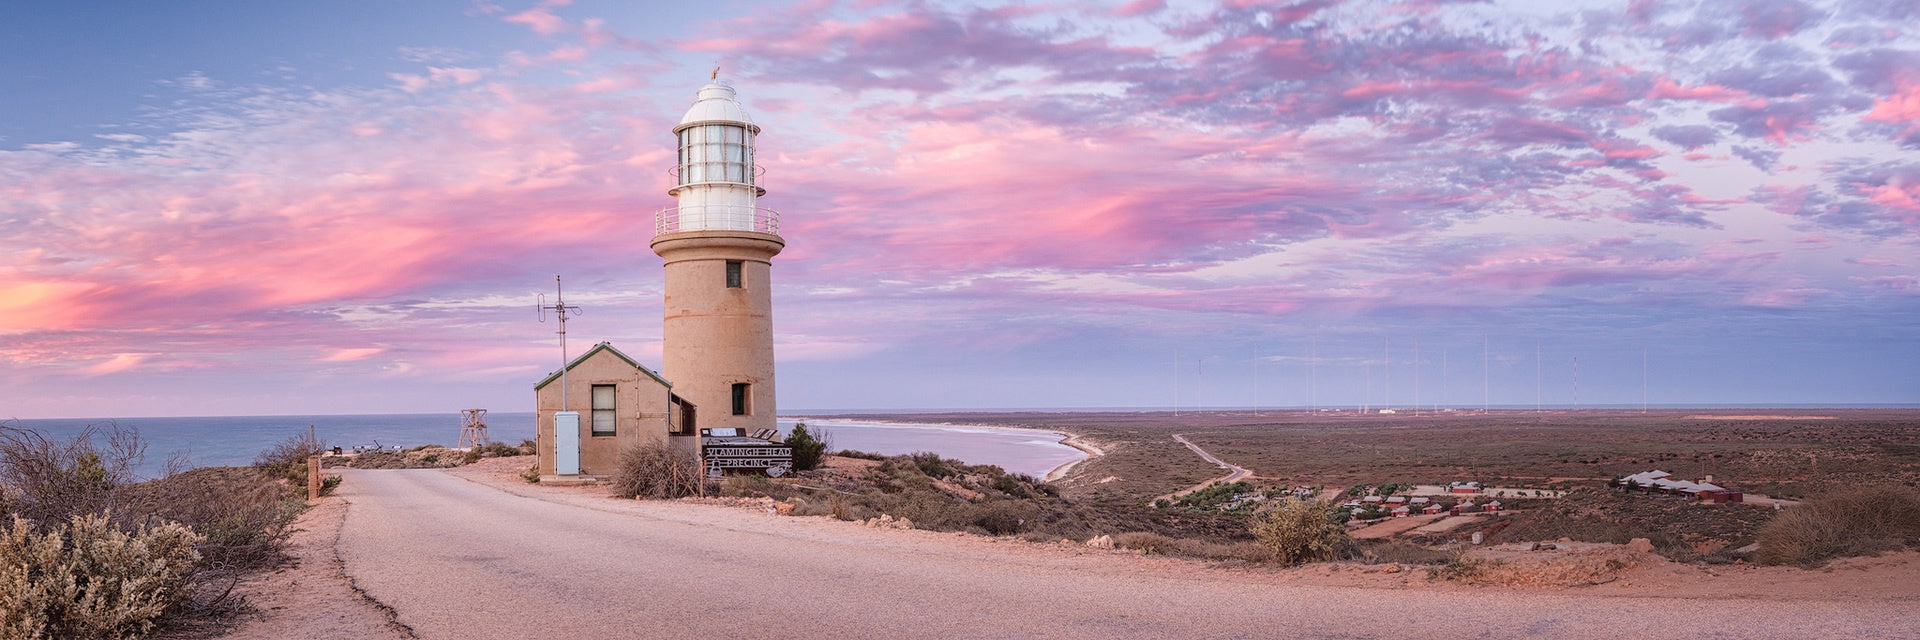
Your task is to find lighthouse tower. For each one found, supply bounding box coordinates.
[653,79,782,435]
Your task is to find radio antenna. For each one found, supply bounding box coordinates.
[537,275,585,411]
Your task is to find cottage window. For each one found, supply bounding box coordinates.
[591,385,616,436]
[731,382,750,416]
[725,260,743,288]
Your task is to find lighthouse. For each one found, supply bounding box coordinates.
[652,78,782,435]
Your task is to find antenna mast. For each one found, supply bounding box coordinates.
[1383,337,1391,412]
[537,275,585,412]
[1572,355,1580,409]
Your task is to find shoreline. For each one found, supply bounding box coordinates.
[781,416,1100,480]
[1043,433,1103,482]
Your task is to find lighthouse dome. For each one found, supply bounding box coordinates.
[678,81,757,129]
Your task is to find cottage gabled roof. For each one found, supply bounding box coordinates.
[533,341,672,390]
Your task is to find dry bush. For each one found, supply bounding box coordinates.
[479,441,527,457]
[1113,531,1176,554]
[0,424,144,529]
[120,466,303,615]
[347,448,462,470]
[1441,549,1640,586]
[0,512,204,640]
[612,441,712,499]
[1757,484,1920,566]
[3,423,313,633]
[1249,497,1346,566]
[252,432,324,486]
[1355,540,1460,566]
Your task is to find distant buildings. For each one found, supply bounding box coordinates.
[1617,470,1743,503]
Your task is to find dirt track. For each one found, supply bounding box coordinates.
[315,467,1918,639]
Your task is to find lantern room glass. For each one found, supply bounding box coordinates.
[678,123,755,186]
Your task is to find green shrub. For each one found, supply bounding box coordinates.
[612,441,711,499]
[1757,484,1920,566]
[1,512,204,640]
[910,452,953,479]
[786,424,828,471]
[1175,481,1254,510]
[1249,497,1346,566]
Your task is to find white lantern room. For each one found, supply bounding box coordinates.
[660,80,777,236]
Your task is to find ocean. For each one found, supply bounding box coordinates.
[5,413,1084,480]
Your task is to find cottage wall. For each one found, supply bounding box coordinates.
[535,348,674,476]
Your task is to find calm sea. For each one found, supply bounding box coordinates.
[6,414,1083,480]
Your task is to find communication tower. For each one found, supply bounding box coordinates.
[458,408,490,448]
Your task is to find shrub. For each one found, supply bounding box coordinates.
[786,424,828,471]
[120,467,302,585]
[253,431,324,486]
[478,441,526,458]
[1114,531,1177,554]
[1249,497,1346,566]
[1,424,313,632]
[910,452,953,479]
[970,501,1029,536]
[1,512,204,640]
[1756,484,1920,566]
[611,441,711,499]
[1355,540,1458,565]
[1174,481,1254,510]
[0,424,143,529]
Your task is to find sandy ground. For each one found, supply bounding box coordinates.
[1411,514,1483,534]
[1351,513,1450,539]
[213,457,1920,639]
[213,497,411,640]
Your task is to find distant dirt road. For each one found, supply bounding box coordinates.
[1163,433,1252,500]
[332,469,1913,639]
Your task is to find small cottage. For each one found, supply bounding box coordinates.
[533,342,697,479]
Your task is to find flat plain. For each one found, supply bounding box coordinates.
[822,409,1920,503]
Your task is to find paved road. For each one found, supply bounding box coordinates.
[335,469,1909,640]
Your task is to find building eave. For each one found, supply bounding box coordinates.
[533,341,673,391]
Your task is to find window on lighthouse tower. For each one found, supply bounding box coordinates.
[731,383,751,416]
[725,260,743,288]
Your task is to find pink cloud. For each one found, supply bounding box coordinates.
[1115,0,1165,17]
[1648,78,1748,102]
[504,0,573,36]
[84,353,149,376]
[320,347,387,362]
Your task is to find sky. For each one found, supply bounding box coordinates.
[2,0,1917,419]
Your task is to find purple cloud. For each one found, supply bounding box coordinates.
[1650,124,1722,149]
